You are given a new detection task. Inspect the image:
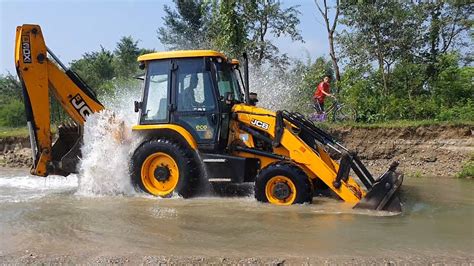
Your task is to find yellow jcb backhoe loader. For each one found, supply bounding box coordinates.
[15,24,403,212]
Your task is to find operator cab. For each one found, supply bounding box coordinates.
[135,50,244,151]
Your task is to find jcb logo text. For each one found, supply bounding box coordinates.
[251,119,269,130]
[70,94,92,120]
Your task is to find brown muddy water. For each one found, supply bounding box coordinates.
[0,168,473,262]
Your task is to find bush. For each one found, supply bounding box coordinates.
[457,154,474,179]
[437,100,474,121]
[0,99,26,127]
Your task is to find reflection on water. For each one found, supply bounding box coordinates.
[0,168,473,259]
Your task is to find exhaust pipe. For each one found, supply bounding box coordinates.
[243,52,250,105]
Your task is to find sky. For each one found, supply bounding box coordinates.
[0,0,331,75]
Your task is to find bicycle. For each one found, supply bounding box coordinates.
[308,97,357,122]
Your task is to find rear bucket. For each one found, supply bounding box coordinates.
[50,123,82,176]
[354,166,404,212]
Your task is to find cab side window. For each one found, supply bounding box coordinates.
[142,61,169,122]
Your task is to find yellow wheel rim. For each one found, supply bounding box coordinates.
[141,152,179,196]
[265,175,297,205]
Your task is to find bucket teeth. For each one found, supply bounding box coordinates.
[58,122,79,135]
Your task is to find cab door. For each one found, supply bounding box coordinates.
[171,58,220,151]
[139,60,171,124]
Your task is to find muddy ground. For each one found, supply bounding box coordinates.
[1,125,473,177]
[1,253,472,265]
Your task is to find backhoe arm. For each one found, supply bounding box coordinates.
[15,24,104,176]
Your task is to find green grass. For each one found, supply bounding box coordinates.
[322,119,474,129]
[0,127,29,138]
[457,154,474,179]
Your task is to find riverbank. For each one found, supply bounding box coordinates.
[328,124,473,178]
[1,124,472,178]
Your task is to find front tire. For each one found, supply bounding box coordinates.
[255,162,313,205]
[131,139,199,198]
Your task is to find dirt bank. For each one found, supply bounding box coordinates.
[0,137,32,168]
[1,125,472,177]
[328,125,473,177]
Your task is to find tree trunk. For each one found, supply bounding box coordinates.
[328,33,341,85]
[315,0,341,91]
[378,55,388,95]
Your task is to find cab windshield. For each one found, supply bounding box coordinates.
[214,61,243,103]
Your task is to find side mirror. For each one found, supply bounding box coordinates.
[138,62,145,70]
[249,92,258,106]
[134,101,142,113]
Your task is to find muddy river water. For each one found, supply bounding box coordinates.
[0,168,472,263]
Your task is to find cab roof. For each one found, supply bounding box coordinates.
[138,50,227,62]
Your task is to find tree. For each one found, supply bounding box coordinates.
[158,0,303,68]
[419,3,473,81]
[113,36,141,78]
[339,2,422,94]
[70,47,115,93]
[157,0,212,50]
[242,0,303,67]
[211,0,247,58]
[314,0,341,85]
[0,73,22,105]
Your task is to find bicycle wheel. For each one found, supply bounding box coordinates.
[333,104,357,122]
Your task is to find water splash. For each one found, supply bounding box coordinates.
[0,175,78,190]
[248,66,302,111]
[77,86,141,196]
[0,174,78,203]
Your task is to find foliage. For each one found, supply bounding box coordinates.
[437,100,474,121]
[241,0,302,67]
[0,127,29,138]
[336,52,473,122]
[0,73,22,103]
[0,99,25,127]
[70,47,115,94]
[0,74,25,127]
[157,0,303,66]
[211,0,247,59]
[157,0,213,50]
[70,36,149,96]
[113,36,147,78]
[457,154,474,179]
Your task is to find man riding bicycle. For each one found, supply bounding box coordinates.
[313,75,335,113]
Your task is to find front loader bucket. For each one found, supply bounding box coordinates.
[354,167,403,212]
[354,162,404,212]
[50,123,82,176]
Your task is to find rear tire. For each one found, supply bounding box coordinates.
[131,139,199,198]
[255,162,313,205]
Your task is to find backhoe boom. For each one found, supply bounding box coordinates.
[15,24,104,176]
